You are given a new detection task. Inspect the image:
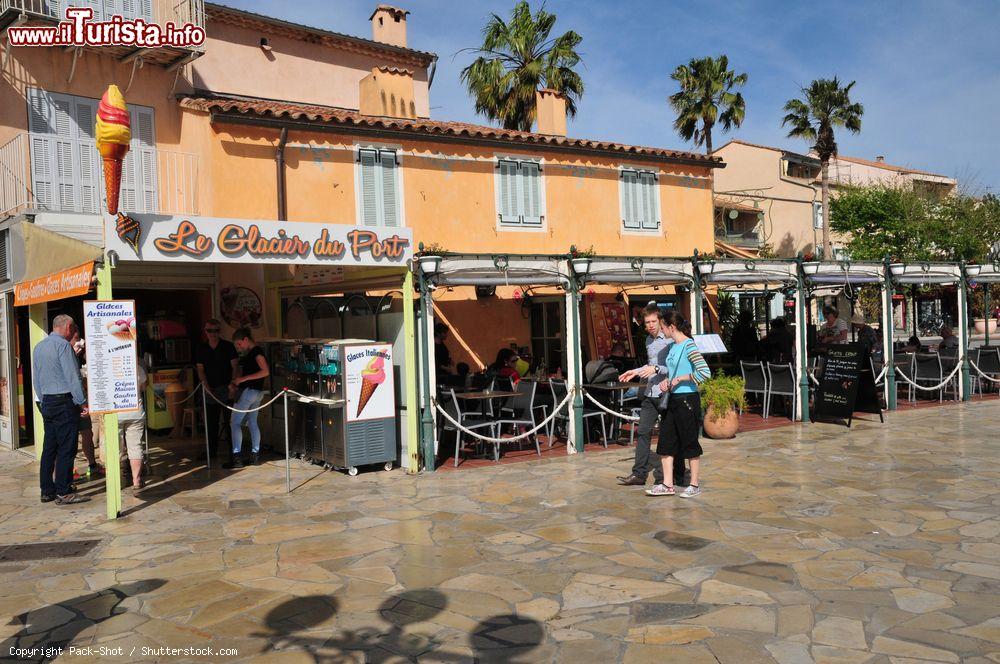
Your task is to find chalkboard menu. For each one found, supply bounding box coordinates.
[812,343,884,427]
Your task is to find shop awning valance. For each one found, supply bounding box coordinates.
[696,259,798,287]
[805,261,884,286]
[889,263,962,285]
[431,255,567,287]
[583,257,694,286]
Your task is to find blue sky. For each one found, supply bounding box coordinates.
[228,0,1000,192]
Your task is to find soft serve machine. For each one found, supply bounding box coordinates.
[269,339,395,476]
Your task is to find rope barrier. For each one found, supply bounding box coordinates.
[203,385,286,412]
[894,359,963,391]
[432,391,572,444]
[874,365,888,385]
[582,390,640,421]
[969,360,1000,383]
[169,382,203,405]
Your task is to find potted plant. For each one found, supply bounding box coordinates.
[971,284,999,335]
[416,242,447,275]
[569,245,596,276]
[700,371,746,439]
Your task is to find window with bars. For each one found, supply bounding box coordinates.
[356,147,401,227]
[27,88,157,214]
[495,158,544,227]
[620,167,660,231]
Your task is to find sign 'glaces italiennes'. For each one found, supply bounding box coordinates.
[104,215,413,267]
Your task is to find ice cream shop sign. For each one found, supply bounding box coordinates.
[104,215,413,267]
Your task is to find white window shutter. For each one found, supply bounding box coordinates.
[52,96,78,212]
[621,170,639,229]
[497,160,519,225]
[379,149,399,227]
[120,150,138,212]
[358,149,379,226]
[813,201,824,229]
[640,172,659,230]
[75,99,100,213]
[521,161,542,225]
[26,89,55,210]
[133,107,157,213]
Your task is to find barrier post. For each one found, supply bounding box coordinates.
[283,390,291,493]
[201,384,211,470]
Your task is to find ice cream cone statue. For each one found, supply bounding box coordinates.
[95,85,131,215]
[356,355,386,417]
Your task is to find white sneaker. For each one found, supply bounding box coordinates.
[679,485,701,499]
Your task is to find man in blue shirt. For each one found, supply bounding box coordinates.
[33,314,89,504]
[617,304,685,488]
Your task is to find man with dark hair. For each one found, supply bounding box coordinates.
[34,314,89,505]
[617,304,684,488]
[196,318,238,460]
[434,323,452,374]
[224,327,269,469]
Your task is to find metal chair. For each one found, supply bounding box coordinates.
[913,353,944,402]
[495,380,542,460]
[938,351,960,401]
[549,379,607,448]
[766,363,797,421]
[972,347,1000,395]
[444,388,498,467]
[740,360,769,418]
[894,353,915,403]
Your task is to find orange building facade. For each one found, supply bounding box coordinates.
[0,2,720,454]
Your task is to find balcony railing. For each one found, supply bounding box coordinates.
[1,132,200,217]
[715,229,761,248]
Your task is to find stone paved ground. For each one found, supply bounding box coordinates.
[1,400,999,663]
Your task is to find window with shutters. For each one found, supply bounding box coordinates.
[813,201,824,229]
[494,157,545,229]
[0,230,8,282]
[355,147,402,227]
[619,167,660,232]
[26,88,158,214]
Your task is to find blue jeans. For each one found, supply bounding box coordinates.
[231,389,263,455]
[39,394,80,496]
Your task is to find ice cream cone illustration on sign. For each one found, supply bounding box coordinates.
[107,317,137,341]
[95,85,131,215]
[115,212,141,254]
[356,355,386,418]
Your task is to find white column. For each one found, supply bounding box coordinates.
[421,299,438,455]
[881,280,894,406]
[564,290,579,453]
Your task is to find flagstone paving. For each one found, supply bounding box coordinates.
[1,399,999,662]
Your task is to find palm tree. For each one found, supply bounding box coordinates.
[668,55,748,156]
[460,1,583,132]
[782,78,864,258]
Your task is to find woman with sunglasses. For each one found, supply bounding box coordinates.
[646,311,710,498]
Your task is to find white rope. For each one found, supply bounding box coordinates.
[169,382,203,405]
[874,365,888,385]
[808,371,820,386]
[894,359,963,391]
[582,390,640,421]
[433,391,572,443]
[969,360,1000,383]
[203,385,286,412]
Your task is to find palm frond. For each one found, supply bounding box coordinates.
[667,54,748,153]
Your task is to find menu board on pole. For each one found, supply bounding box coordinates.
[344,343,394,423]
[83,300,139,414]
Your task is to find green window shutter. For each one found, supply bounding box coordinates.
[358,148,379,226]
[621,170,639,229]
[521,161,542,225]
[497,159,520,225]
[640,171,659,230]
[379,149,399,227]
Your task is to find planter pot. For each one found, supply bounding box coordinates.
[703,407,739,439]
[974,319,998,335]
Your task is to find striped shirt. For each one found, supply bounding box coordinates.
[666,338,711,395]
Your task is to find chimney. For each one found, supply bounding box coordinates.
[876,155,885,163]
[370,4,409,47]
[359,66,417,118]
[535,89,567,136]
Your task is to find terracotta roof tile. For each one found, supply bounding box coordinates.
[179,92,724,167]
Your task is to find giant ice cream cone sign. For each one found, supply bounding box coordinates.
[356,355,386,418]
[95,85,131,215]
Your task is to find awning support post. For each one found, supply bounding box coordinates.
[417,269,436,471]
[794,256,810,422]
[566,280,584,453]
[882,258,897,410]
[28,304,47,458]
[402,269,420,474]
[959,263,971,401]
[691,251,704,334]
[96,260,123,520]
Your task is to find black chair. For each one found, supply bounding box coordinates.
[974,347,1000,394]
[740,361,768,417]
[443,388,498,467]
[938,351,960,401]
[913,353,944,402]
[766,363,797,421]
[495,380,542,460]
[894,353,915,403]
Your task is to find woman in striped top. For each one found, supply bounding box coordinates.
[646,312,710,498]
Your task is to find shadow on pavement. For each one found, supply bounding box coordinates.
[260,590,545,662]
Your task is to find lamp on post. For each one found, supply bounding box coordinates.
[415,246,441,472]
